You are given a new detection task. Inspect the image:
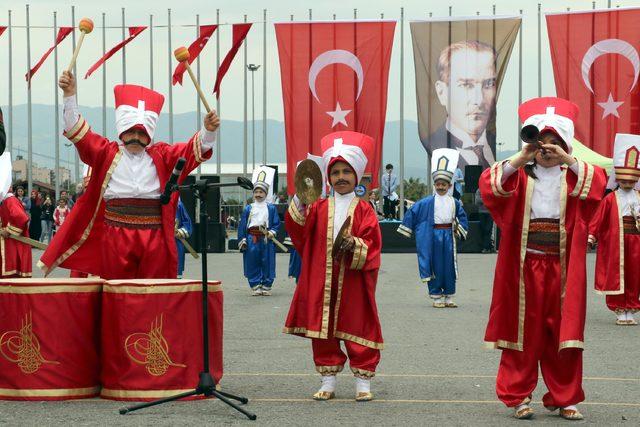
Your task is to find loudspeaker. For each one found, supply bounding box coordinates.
[179,175,221,222]
[464,165,483,194]
[194,221,226,253]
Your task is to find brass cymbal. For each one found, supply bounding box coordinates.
[295,159,323,205]
[332,216,352,259]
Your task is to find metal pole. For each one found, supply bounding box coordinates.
[196,15,202,179]
[262,9,267,166]
[354,8,357,19]
[54,11,60,199]
[7,10,12,154]
[150,14,154,89]
[252,69,255,170]
[399,6,405,219]
[122,7,126,83]
[309,9,312,20]
[537,3,541,97]
[518,10,523,150]
[26,4,33,194]
[608,0,611,8]
[102,13,107,136]
[216,9,221,175]
[243,14,248,177]
[72,6,79,183]
[168,9,173,143]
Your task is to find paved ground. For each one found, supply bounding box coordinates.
[0,251,639,425]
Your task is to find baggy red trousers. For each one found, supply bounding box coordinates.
[606,233,640,313]
[310,267,380,377]
[101,224,174,279]
[496,253,584,408]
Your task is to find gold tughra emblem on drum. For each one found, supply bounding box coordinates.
[0,312,59,374]
[125,314,186,376]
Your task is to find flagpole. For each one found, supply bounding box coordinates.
[243,14,248,178]
[72,5,79,184]
[54,11,60,200]
[262,8,267,166]
[7,10,12,155]
[122,7,126,83]
[399,6,405,219]
[518,9,523,151]
[150,14,154,89]
[196,15,202,180]
[102,13,107,136]
[216,9,221,176]
[168,9,173,143]
[537,3,541,97]
[26,4,33,195]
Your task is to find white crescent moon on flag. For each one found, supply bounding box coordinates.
[581,39,640,93]
[308,49,364,103]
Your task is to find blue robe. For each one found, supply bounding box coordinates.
[398,195,468,297]
[288,247,302,283]
[175,200,193,278]
[238,203,280,290]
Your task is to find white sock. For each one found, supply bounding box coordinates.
[355,377,370,393]
[515,403,529,412]
[627,311,635,322]
[563,405,577,411]
[617,312,626,322]
[432,296,443,303]
[319,375,336,393]
[444,296,454,304]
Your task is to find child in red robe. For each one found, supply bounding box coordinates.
[588,133,640,325]
[479,97,606,420]
[285,131,382,402]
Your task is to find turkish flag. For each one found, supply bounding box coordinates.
[213,23,252,99]
[85,26,146,79]
[275,21,395,191]
[547,9,640,157]
[173,25,217,85]
[26,27,73,86]
[0,27,6,38]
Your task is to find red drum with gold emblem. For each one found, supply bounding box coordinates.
[100,279,223,401]
[0,278,102,400]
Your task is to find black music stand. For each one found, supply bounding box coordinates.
[119,177,257,421]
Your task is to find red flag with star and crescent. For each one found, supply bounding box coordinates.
[173,25,217,85]
[547,9,640,157]
[275,21,396,191]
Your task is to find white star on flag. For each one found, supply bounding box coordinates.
[597,92,624,119]
[326,102,351,128]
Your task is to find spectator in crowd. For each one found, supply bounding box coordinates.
[29,190,43,241]
[54,198,70,234]
[60,189,74,210]
[368,190,384,220]
[15,186,31,212]
[475,188,494,253]
[381,163,399,219]
[40,194,55,244]
[453,167,464,200]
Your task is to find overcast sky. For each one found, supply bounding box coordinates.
[1,0,636,155]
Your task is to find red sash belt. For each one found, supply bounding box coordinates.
[248,226,266,243]
[623,216,640,235]
[527,218,560,255]
[434,223,452,230]
[104,198,162,230]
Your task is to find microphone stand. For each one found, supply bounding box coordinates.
[120,177,256,421]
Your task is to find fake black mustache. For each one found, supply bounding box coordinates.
[124,139,147,148]
[335,180,350,186]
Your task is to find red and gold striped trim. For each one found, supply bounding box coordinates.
[350,237,368,270]
[0,386,100,398]
[489,161,513,198]
[63,116,90,144]
[287,200,305,226]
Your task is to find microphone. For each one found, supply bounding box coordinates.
[160,157,186,205]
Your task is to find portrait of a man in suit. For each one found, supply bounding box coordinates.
[422,40,497,171]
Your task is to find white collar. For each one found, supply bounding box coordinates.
[446,119,488,149]
[334,191,356,202]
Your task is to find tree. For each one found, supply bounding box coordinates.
[403,177,430,202]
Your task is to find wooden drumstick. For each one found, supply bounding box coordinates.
[67,18,94,73]
[174,46,212,113]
